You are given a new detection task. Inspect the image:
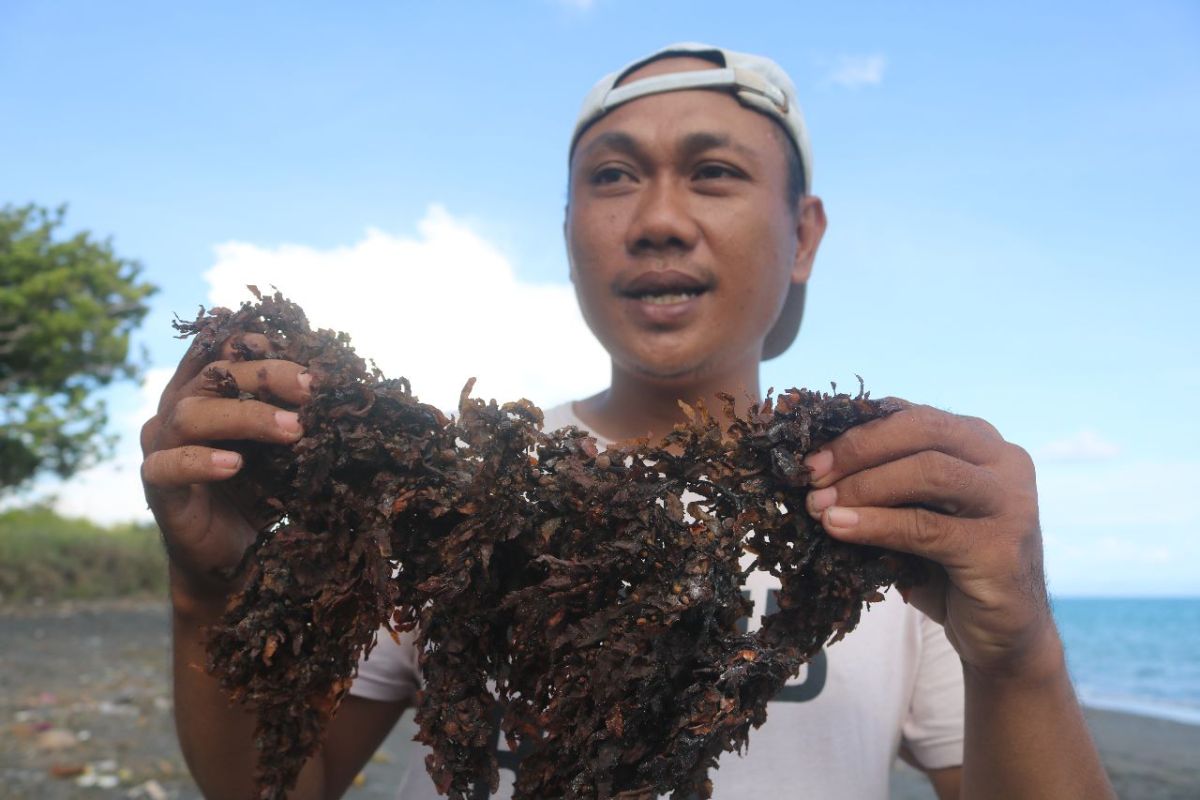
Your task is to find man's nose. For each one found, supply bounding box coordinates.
[626,179,700,255]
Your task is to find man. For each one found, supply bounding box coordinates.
[142,43,1113,799]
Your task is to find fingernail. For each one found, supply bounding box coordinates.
[804,450,833,481]
[824,507,859,529]
[296,371,313,393]
[807,486,837,516]
[211,451,242,470]
[275,410,302,436]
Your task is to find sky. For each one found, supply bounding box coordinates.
[2,0,1198,596]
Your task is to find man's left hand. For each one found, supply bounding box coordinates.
[803,400,1058,680]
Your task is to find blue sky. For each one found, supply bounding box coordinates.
[3,0,1198,595]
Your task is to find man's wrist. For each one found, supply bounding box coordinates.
[168,563,234,623]
[962,620,1068,691]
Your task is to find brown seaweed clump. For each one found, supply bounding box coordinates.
[175,289,925,800]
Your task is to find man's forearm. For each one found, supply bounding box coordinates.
[171,578,325,800]
[960,626,1113,799]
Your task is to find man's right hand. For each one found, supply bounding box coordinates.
[140,331,312,611]
[141,330,407,800]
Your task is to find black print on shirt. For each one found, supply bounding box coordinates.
[474,589,829,795]
[736,588,828,702]
[479,717,537,800]
[760,590,827,703]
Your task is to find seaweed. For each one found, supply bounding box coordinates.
[177,289,925,800]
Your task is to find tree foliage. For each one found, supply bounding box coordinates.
[0,203,156,493]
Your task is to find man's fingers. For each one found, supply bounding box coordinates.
[157,333,273,416]
[219,332,271,361]
[158,339,217,415]
[819,504,976,568]
[805,450,1001,519]
[142,446,243,489]
[803,403,1004,489]
[185,358,312,406]
[140,416,162,457]
[158,396,304,449]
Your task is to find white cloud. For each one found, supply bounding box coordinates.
[553,0,595,10]
[12,206,608,525]
[1052,535,1172,566]
[204,204,609,416]
[1043,532,1195,595]
[1036,430,1121,462]
[1031,455,1200,594]
[826,54,887,89]
[1036,458,1200,528]
[1037,457,1200,595]
[1017,450,1200,594]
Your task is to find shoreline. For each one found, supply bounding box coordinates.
[1082,697,1200,728]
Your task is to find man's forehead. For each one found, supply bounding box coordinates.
[576,126,764,167]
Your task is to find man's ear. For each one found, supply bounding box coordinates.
[792,195,827,284]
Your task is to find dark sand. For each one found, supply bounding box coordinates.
[889,708,1200,799]
[2,599,1197,799]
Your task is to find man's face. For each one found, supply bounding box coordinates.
[566,56,823,386]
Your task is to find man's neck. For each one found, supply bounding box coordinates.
[574,361,762,443]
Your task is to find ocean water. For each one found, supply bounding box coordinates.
[1053,597,1200,725]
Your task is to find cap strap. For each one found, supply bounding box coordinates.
[730,67,788,112]
[600,66,789,117]
[601,67,738,111]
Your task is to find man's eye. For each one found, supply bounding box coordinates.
[694,163,741,181]
[591,167,631,185]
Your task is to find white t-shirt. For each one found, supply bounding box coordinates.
[350,401,965,799]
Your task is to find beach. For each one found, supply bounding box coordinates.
[890,708,1200,799]
[2,599,1197,799]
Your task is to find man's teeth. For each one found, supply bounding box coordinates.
[639,291,701,305]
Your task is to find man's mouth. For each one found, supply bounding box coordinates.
[619,270,713,305]
[630,288,707,305]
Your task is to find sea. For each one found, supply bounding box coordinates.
[1053,596,1200,726]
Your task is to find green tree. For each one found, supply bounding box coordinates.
[0,203,156,493]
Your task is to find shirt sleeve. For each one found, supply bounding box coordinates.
[901,611,966,769]
[349,624,422,704]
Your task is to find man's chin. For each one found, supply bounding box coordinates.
[608,333,754,387]
[623,354,714,384]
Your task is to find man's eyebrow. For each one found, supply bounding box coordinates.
[678,131,758,163]
[575,129,759,165]
[576,131,642,162]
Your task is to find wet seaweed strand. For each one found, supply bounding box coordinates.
[175,290,925,800]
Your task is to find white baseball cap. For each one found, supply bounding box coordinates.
[571,43,813,359]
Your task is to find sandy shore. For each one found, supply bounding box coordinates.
[2,599,1197,799]
[889,706,1200,799]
